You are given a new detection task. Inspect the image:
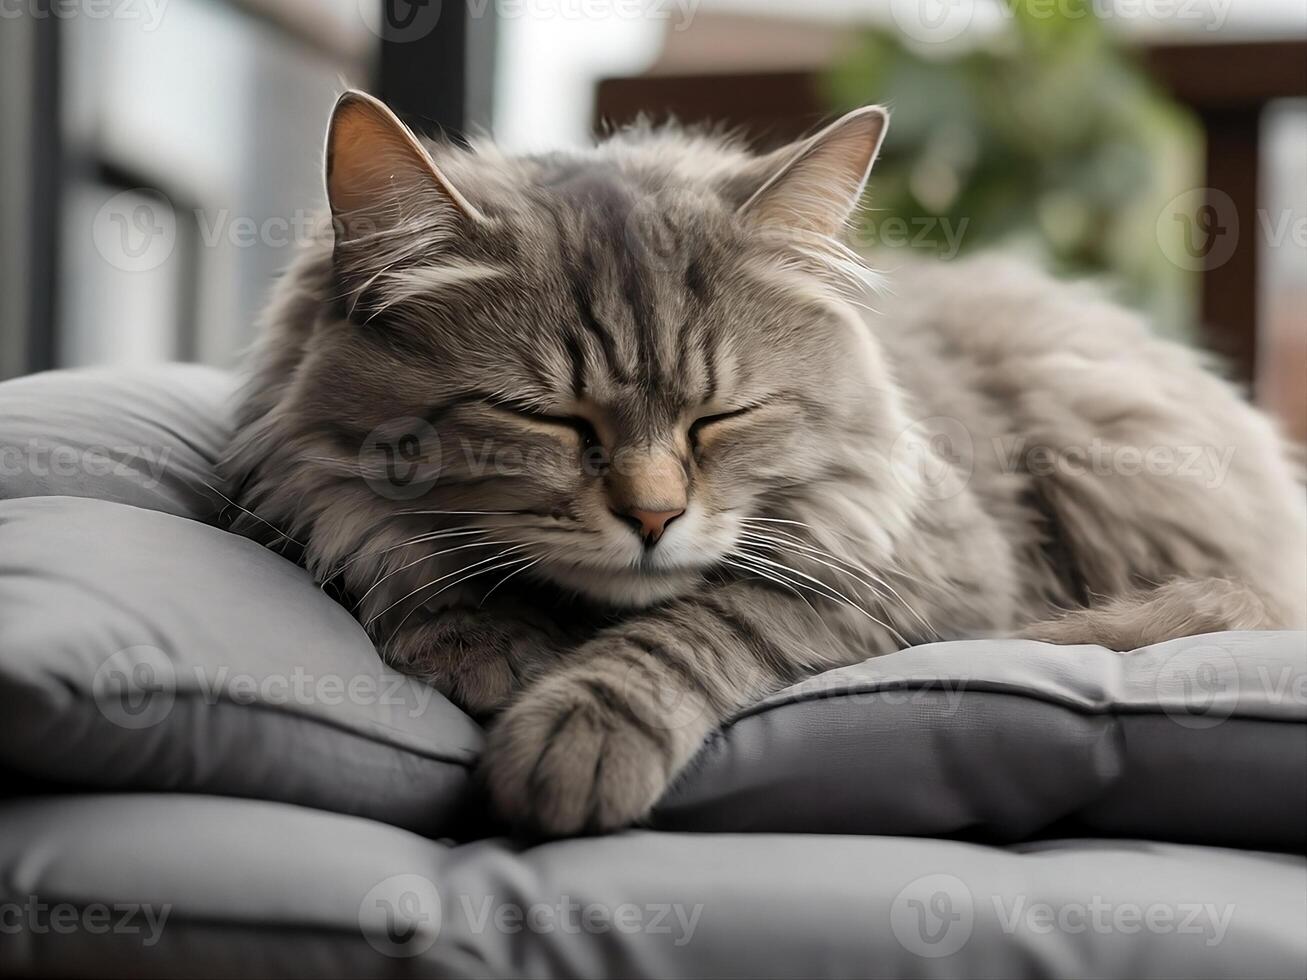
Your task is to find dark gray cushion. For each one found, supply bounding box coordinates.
[657,631,1307,850]
[1,793,1303,979]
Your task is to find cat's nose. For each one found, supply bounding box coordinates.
[614,506,685,545]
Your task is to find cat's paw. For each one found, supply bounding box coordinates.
[481,673,673,836]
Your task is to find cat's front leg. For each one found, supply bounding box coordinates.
[481,583,816,836]
[384,606,575,718]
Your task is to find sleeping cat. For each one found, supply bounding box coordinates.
[222,90,1307,836]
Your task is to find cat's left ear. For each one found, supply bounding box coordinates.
[324,89,484,240]
[738,106,888,237]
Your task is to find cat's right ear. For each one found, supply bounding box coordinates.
[324,90,484,242]
[737,106,888,238]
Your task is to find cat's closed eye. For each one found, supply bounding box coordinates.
[487,400,601,450]
[688,404,761,450]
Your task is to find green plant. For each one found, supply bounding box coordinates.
[829,0,1201,335]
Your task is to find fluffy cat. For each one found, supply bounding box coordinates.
[222,91,1306,836]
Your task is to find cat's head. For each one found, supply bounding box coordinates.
[293,91,898,608]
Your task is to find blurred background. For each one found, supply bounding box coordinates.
[1,0,1303,438]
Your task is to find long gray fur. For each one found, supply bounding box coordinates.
[223,92,1306,836]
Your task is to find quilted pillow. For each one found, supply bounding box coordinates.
[0,368,482,836]
[657,630,1307,851]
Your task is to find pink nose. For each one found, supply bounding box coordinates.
[621,507,685,544]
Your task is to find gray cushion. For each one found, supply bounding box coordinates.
[658,631,1307,850]
[0,365,232,520]
[0,494,481,835]
[1,793,1303,978]
[3,365,1303,855]
[0,367,483,835]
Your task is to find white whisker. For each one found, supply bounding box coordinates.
[196,477,305,549]
[398,508,525,517]
[738,529,938,640]
[355,540,516,612]
[721,556,819,616]
[735,547,910,647]
[322,528,492,587]
[365,545,528,629]
[385,554,534,642]
[479,557,542,607]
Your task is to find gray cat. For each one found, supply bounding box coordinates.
[223,91,1306,836]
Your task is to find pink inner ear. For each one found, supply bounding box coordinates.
[741,107,888,238]
[325,92,483,225]
[327,97,434,218]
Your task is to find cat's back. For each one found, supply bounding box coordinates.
[861,252,1306,627]
[861,252,1267,453]
[863,253,1183,420]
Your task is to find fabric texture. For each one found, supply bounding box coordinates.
[658,631,1307,850]
[0,494,483,835]
[0,365,233,520]
[0,368,482,836]
[0,793,1303,979]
